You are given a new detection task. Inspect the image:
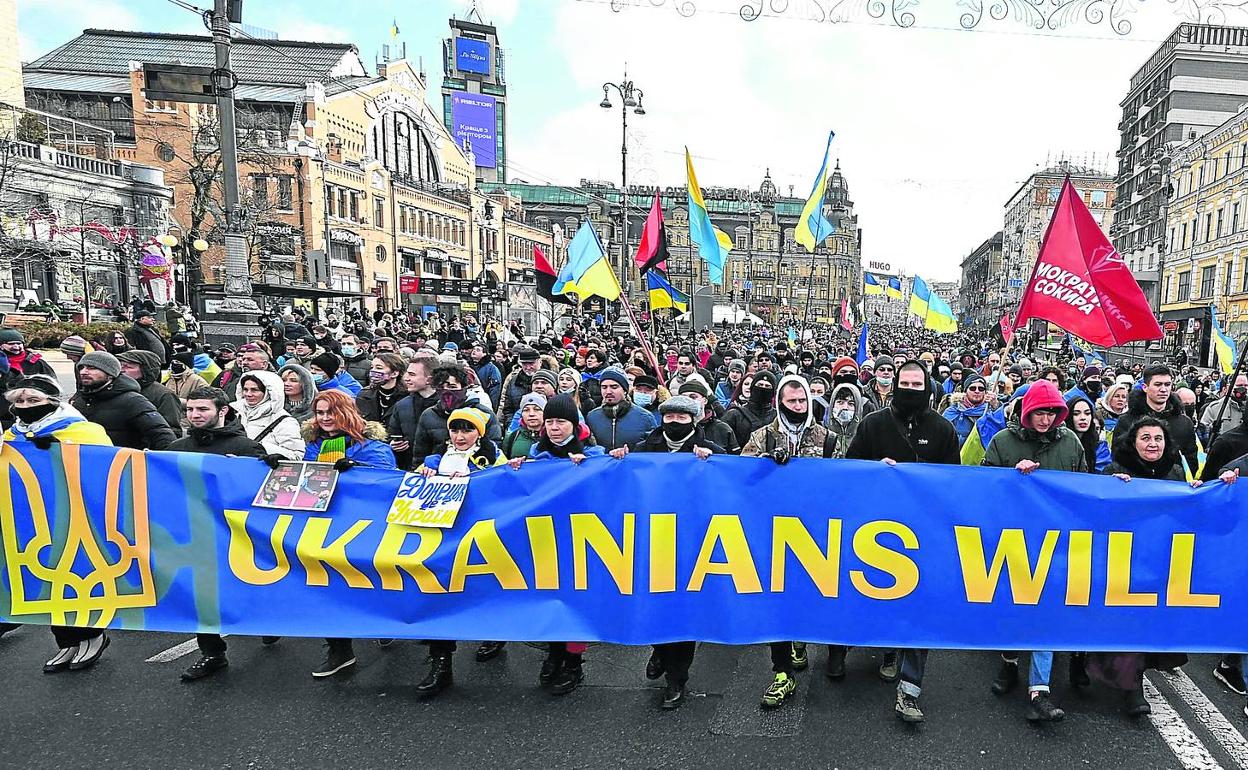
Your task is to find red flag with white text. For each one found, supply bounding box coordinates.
[1013,178,1162,347]
[999,312,1013,343]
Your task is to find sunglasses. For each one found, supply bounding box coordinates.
[966,385,986,392]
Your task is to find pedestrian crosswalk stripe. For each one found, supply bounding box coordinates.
[1158,669,1248,768]
[146,637,209,663]
[1144,677,1225,770]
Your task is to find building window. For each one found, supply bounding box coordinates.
[1168,228,1176,253]
[1181,222,1188,248]
[1243,257,1248,292]
[1225,261,1234,296]
[349,192,358,221]
[1164,274,1172,303]
[1200,265,1216,298]
[422,258,442,275]
[1177,270,1191,301]
[1217,208,1225,239]
[1205,213,1213,242]
[376,245,387,264]
[251,175,268,207]
[1235,203,1241,234]
[373,198,385,228]
[276,175,293,210]
[449,262,466,279]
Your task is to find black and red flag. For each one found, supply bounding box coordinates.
[534,245,577,305]
[633,192,669,275]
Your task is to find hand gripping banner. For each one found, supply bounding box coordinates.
[1,443,1245,653]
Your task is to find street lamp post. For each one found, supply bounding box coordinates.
[600,73,645,309]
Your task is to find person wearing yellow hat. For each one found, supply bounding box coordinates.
[414,404,505,695]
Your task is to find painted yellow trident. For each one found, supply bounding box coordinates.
[0,443,156,627]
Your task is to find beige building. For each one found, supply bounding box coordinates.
[1160,109,1248,362]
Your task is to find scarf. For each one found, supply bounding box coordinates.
[316,435,348,463]
[663,432,688,452]
[600,401,632,420]
[10,403,86,440]
[777,413,806,454]
[438,442,480,475]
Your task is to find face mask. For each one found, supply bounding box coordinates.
[12,402,56,424]
[891,386,929,418]
[750,387,773,408]
[834,407,855,425]
[312,373,327,384]
[833,372,857,386]
[633,392,653,408]
[778,403,807,425]
[440,390,465,411]
[368,370,391,384]
[662,421,695,443]
[170,362,188,375]
[341,346,358,357]
[1083,381,1103,398]
[1233,388,1247,403]
[876,376,893,388]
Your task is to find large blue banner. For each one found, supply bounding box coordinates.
[450,92,496,168]
[454,37,490,75]
[0,442,1244,652]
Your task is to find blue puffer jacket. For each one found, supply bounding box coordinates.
[302,428,397,469]
[315,372,356,396]
[585,402,658,450]
[528,443,606,460]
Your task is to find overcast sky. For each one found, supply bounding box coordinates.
[19,0,1248,280]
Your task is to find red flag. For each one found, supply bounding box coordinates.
[840,297,854,331]
[1013,177,1162,347]
[999,312,1013,343]
[534,245,576,306]
[633,192,669,275]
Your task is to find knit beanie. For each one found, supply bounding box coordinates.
[543,394,579,425]
[59,334,90,359]
[599,367,630,391]
[77,350,121,378]
[309,351,340,376]
[678,379,711,399]
[831,356,858,375]
[0,328,23,344]
[728,358,747,374]
[11,374,62,402]
[531,369,559,389]
[447,406,489,437]
[660,394,703,422]
[518,393,547,413]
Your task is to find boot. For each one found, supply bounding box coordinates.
[417,654,453,695]
[645,649,665,680]
[1124,686,1151,716]
[539,653,563,687]
[475,641,506,662]
[1026,692,1065,722]
[991,657,1019,695]
[549,656,583,696]
[877,651,899,682]
[825,645,847,680]
[1068,653,1090,688]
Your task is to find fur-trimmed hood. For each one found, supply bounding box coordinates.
[300,419,388,443]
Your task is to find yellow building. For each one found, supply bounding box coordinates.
[1161,109,1248,360]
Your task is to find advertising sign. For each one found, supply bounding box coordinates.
[399,275,418,294]
[450,92,497,168]
[454,38,490,75]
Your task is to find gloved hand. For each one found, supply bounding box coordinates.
[260,453,285,469]
[770,449,790,466]
[333,458,357,472]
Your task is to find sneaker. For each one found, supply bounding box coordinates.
[791,642,809,671]
[312,647,356,678]
[645,650,665,681]
[43,646,77,674]
[760,672,796,708]
[68,633,109,670]
[375,638,395,648]
[181,654,228,681]
[539,655,563,687]
[661,683,686,710]
[826,645,847,680]
[1069,653,1090,688]
[1215,660,1247,696]
[261,636,281,646]
[475,641,505,662]
[991,658,1020,695]
[895,689,924,722]
[878,651,900,682]
[1124,687,1151,716]
[549,661,583,696]
[1026,692,1065,722]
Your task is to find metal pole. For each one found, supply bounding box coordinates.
[212,0,257,309]
[618,99,628,324]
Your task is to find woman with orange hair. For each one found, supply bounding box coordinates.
[300,389,396,679]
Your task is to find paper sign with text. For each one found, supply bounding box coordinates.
[385,473,470,528]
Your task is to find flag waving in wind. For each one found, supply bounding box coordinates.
[633,192,670,275]
[795,131,837,252]
[686,148,733,285]
[646,270,689,313]
[864,273,884,295]
[534,245,576,306]
[1014,177,1161,347]
[909,276,958,333]
[553,220,621,302]
[1066,334,1105,367]
[1211,306,1239,375]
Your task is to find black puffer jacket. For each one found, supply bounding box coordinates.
[169,418,265,457]
[1114,389,1199,477]
[1202,421,1248,482]
[70,375,177,450]
[117,349,183,437]
[410,396,502,469]
[633,425,726,455]
[722,402,776,448]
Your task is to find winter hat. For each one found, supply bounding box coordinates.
[559,367,580,388]
[134,309,154,321]
[0,328,23,344]
[1007,364,1024,377]
[447,406,489,437]
[873,357,896,373]
[531,369,559,389]
[659,394,703,422]
[1018,357,1034,370]
[77,350,121,378]
[962,372,987,391]
[10,374,63,402]
[543,394,579,425]
[518,393,547,413]
[170,332,192,349]
[59,334,90,359]
[831,356,858,374]
[861,359,876,371]
[633,374,659,390]
[678,379,711,399]
[297,335,318,351]
[515,345,540,363]
[1081,365,1102,380]
[172,351,196,369]
[599,367,630,391]
[1020,380,1069,428]
[443,341,459,352]
[309,352,340,377]
[728,358,747,374]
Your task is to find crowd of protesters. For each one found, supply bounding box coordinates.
[0,302,1244,724]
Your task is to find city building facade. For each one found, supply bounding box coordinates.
[959,231,1004,330]
[442,14,507,184]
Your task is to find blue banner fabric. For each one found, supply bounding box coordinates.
[0,443,1243,652]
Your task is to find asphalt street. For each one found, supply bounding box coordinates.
[0,626,1244,770]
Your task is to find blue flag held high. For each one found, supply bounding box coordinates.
[856,322,869,365]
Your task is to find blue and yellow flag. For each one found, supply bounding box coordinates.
[886,276,903,300]
[646,270,689,313]
[794,131,837,252]
[909,276,958,334]
[685,148,733,285]
[864,273,883,295]
[553,220,621,302]
[1211,305,1238,375]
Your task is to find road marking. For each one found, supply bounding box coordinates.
[146,637,212,663]
[1144,677,1225,770]
[1158,669,1248,768]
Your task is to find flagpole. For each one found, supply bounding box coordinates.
[619,292,666,388]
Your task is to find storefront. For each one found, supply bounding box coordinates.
[254,222,301,286]
[1160,306,1210,367]
[328,228,364,312]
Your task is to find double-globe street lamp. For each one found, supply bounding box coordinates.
[600,74,645,311]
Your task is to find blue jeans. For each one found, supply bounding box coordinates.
[898,649,929,697]
[1002,651,1053,693]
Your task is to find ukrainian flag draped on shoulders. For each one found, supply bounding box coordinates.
[685,148,733,285]
[552,220,620,301]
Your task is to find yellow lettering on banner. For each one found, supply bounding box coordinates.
[1105,532,1158,607]
[954,527,1057,605]
[1166,534,1220,608]
[571,513,635,594]
[770,517,841,597]
[649,513,677,593]
[374,524,446,593]
[225,509,292,586]
[1066,530,1093,606]
[449,519,527,592]
[687,515,762,594]
[849,520,919,600]
[525,516,560,590]
[295,518,374,589]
